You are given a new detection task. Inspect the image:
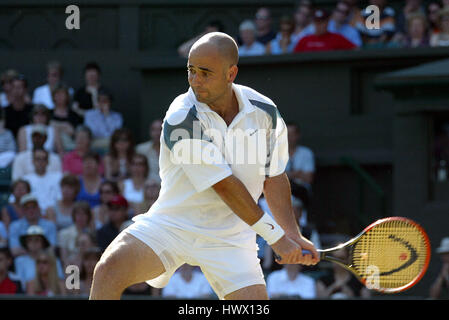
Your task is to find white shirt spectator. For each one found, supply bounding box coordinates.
[266,268,317,299]
[239,42,266,57]
[285,145,315,188]
[162,268,214,298]
[12,150,62,181]
[32,84,74,110]
[23,171,62,211]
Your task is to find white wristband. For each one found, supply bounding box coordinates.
[251,212,285,245]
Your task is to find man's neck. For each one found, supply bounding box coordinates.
[208,88,239,125]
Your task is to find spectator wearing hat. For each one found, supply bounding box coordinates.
[23,148,63,211]
[429,237,449,299]
[430,7,449,47]
[238,20,266,57]
[96,194,130,252]
[294,9,357,52]
[72,62,105,117]
[17,104,56,153]
[14,225,64,291]
[0,247,23,294]
[8,193,57,257]
[4,75,34,138]
[1,179,31,231]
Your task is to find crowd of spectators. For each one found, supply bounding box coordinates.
[178,0,449,58]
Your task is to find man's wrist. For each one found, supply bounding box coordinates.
[251,212,285,245]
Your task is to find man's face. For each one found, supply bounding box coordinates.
[334,3,350,24]
[25,236,44,253]
[295,6,312,27]
[47,68,61,86]
[240,29,256,45]
[98,94,111,113]
[23,202,40,222]
[85,69,99,85]
[188,45,233,105]
[12,79,26,100]
[108,205,127,224]
[33,150,48,173]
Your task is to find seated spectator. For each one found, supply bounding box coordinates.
[96,195,130,252]
[0,222,6,247]
[46,174,81,231]
[178,20,224,58]
[135,179,160,216]
[23,149,62,211]
[316,246,371,298]
[12,124,62,181]
[343,0,362,27]
[136,119,162,183]
[162,264,214,299]
[4,74,34,138]
[32,61,74,110]
[77,247,101,296]
[58,201,95,267]
[0,69,19,108]
[428,1,442,37]
[430,8,449,47]
[92,180,119,229]
[429,237,449,299]
[0,247,22,294]
[356,0,396,48]
[389,13,430,48]
[329,1,362,47]
[84,89,123,151]
[396,0,426,34]
[119,153,149,217]
[266,15,296,54]
[104,128,135,183]
[26,248,66,296]
[72,62,105,118]
[51,85,83,154]
[294,9,356,52]
[65,231,97,270]
[0,125,16,168]
[254,7,277,45]
[1,179,31,230]
[8,193,57,257]
[76,152,103,208]
[17,104,56,152]
[14,225,64,291]
[238,20,266,57]
[266,264,317,299]
[291,2,314,47]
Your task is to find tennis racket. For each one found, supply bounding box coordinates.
[275,217,431,293]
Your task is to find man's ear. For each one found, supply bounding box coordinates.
[228,65,238,83]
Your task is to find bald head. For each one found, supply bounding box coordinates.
[189,32,239,67]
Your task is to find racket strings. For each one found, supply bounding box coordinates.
[351,219,429,292]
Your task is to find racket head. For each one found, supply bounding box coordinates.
[350,216,431,293]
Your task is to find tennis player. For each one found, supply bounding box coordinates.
[89,32,319,300]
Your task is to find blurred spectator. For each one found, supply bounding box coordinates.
[428,1,442,36]
[329,1,362,47]
[8,193,57,257]
[396,0,426,34]
[23,149,62,211]
[291,3,314,48]
[0,69,19,108]
[104,128,135,183]
[136,119,162,183]
[343,0,362,27]
[162,264,214,299]
[14,225,64,291]
[389,13,430,48]
[45,174,80,231]
[294,9,356,52]
[316,246,370,298]
[266,15,296,54]
[1,179,31,230]
[72,62,105,117]
[0,125,16,168]
[285,122,315,220]
[58,201,95,267]
[92,180,119,229]
[4,75,33,138]
[76,152,103,208]
[0,247,22,294]
[77,247,101,296]
[429,237,449,299]
[135,179,160,216]
[178,20,224,58]
[12,124,62,181]
[84,88,123,151]
[119,153,148,217]
[430,8,449,47]
[238,20,266,57]
[96,194,130,252]
[356,0,396,48]
[254,7,277,45]
[26,248,66,296]
[32,61,74,110]
[0,222,6,247]
[266,264,317,299]
[50,85,83,154]
[17,104,56,152]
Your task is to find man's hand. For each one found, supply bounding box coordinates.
[271,233,320,266]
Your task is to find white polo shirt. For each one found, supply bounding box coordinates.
[133,83,289,250]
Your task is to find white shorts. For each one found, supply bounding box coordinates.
[124,217,266,300]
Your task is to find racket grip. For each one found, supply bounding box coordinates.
[274,250,312,262]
